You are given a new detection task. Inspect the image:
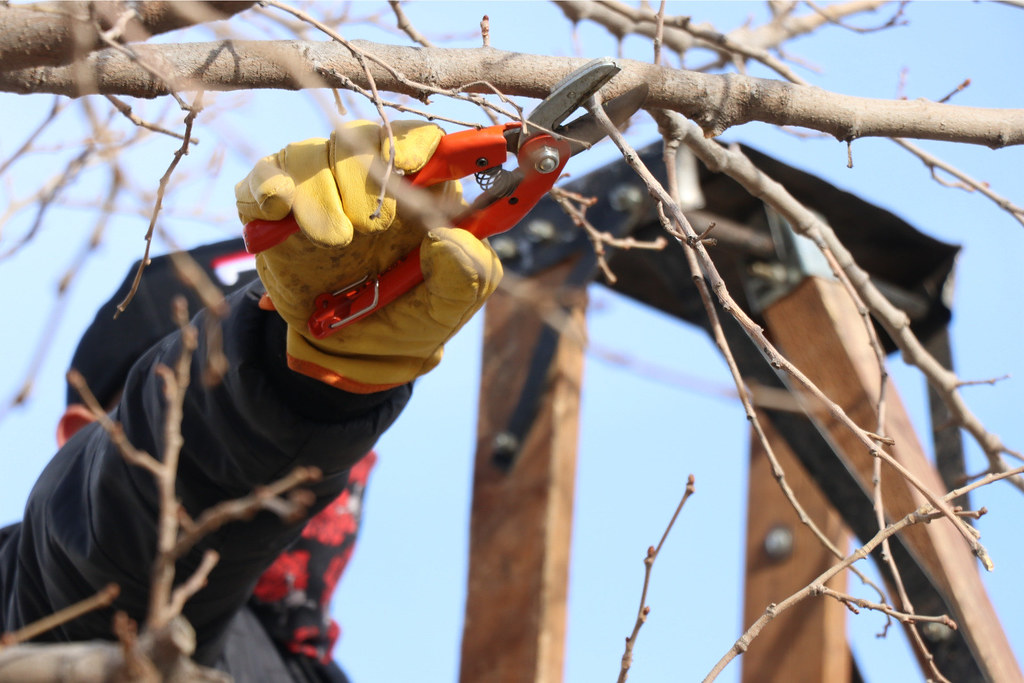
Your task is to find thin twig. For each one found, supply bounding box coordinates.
[116,91,204,316]
[892,138,1024,228]
[170,467,322,561]
[585,3,1024,233]
[147,297,198,631]
[549,186,665,283]
[165,549,219,619]
[67,369,163,476]
[0,143,98,260]
[112,611,153,680]
[618,475,695,683]
[388,0,434,47]
[168,251,229,386]
[700,462,1017,683]
[652,0,666,66]
[804,0,908,33]
[0,97,66,178]
[936,78,971,105]
[827,219,951,681]
[1,166,120,414]
[817,585,956,630]
[105,94,198,143]
[703,502,962,682]
[92,7,189,109]
[0,584,120,647]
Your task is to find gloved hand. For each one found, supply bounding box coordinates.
[235,120,503,393]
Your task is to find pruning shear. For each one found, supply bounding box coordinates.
[243,57,646,338]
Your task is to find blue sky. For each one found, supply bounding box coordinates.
[1,2,1022,681]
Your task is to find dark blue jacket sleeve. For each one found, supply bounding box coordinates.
[1,282,410,664]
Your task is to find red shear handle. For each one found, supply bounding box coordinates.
[308,250,423,339]
[243,215,300,254]
[306,133,572,338]
[408,123,516,188]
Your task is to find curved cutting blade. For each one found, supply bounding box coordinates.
[520,57,622,149]
[558,84,649,155]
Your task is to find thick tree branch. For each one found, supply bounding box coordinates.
[1,42,1022,147]
[0,2,256,73]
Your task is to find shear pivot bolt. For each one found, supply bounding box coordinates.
[532,146,561,174]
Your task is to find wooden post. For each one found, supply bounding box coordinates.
[460,263,587,683]
[762,276,1021,682]
[742,418,852,683]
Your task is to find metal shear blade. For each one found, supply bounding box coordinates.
[519,57,621,149]
[559,84,649,155]
[519,57,647,155]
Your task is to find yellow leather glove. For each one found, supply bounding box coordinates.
[235,120,503,393]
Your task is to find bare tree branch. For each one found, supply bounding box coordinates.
[0,616,230,682]
[2,42,1022,147]
[0,585,120,648]
[557,0,891,68]
[0,1,256,72]
[893,137,1024,228]
[115,91,204,316]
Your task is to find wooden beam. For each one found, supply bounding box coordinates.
[742,418,852,683]
[762,276,1021,683]
[460,263,587,683]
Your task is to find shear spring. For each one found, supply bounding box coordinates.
[474,166,517,198]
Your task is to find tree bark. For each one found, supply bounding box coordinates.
[0,42,1021,148]
[0,2,256,73]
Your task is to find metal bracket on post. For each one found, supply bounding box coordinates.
[744,205,835,314]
